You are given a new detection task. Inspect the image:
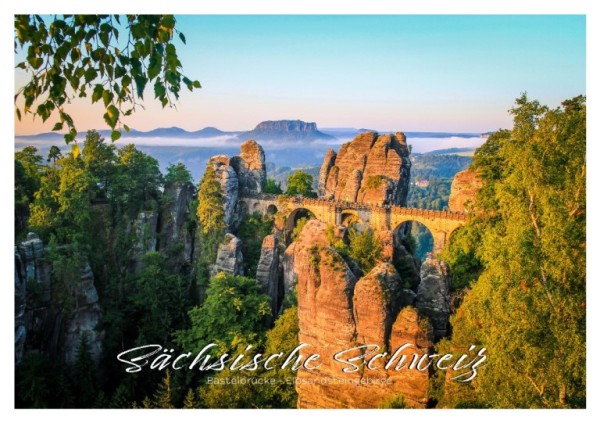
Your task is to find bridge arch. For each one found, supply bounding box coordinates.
[392,220,435,261]
[285,207,317,242]
[340,209,364,228]
[391,211,462,255]
[266,204,278,215]
[237,195,467,253]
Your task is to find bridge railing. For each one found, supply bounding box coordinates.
[239,194,467,221]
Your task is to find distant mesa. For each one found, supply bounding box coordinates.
[237,120,335,142]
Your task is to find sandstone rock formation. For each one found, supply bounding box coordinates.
[416,258,452,339]
[317,149,336,198]
[14,233,103,366]
[448,168,483,212]
[206,140,267,232]
[293,220,434,408]
[62,262,104,365]
[318,132,411,206]
[210,233,244,278]
[230,140,267,196]
[130,211,159,272]
[160,181,196,266]
[255,235,281,317]
[281,242,298,296]
[209,155,239,231]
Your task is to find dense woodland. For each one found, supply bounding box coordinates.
[437,95,586,407]
[14,95,585,408]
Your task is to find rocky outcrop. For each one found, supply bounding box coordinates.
[14,233,49,364]
[416,258,452,339]
[353,263,405,347]
[209,155,239,231]
[256,235,281,318]
[448,169,483,212]
[230,140,267,196]
[62,263,104,365]
[130,211,159,272]
[318,132,411,206]
[205,140,267,232]
[210,234,244,278]
[317,149,337,198]
[293,221,433,409]
[282,243,298,296]
[238,120,335,142]
[160,181,196,266]
[14,234,103,366]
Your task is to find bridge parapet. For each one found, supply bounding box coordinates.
[238,194,468,253]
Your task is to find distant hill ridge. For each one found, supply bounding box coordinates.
[16,126,240,140]
[16,122,486,142]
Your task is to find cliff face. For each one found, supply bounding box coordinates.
[14,233,104,366]
[256,235,282,318]
[159,181,196,268]
[207,140,267,232]
[210,233,245,278]
[416,258,452,339]
[230,140,267,196]
[130,211,159,272]
[209,155,240,231]
[318,132,411,206]
[292,221,434,408]
[238,120,335,142]
[448,168,483,212]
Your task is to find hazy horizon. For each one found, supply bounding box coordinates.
[14,15,585,136]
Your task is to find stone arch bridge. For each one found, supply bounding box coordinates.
[238,194,467,254]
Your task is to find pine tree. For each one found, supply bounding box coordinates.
[183,389,196,409]
[152,370,174,409]
[196,163,226,261]
[73,332,97,407]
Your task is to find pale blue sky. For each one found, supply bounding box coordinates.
[16,15,586,134]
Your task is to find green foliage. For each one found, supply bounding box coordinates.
[409,221,434,261]
[444,95,586,408]
[113,143,162,216]
[183,389,197,409]
[47,239,89,312]
[346,227,382,273]
[165,162,193,186]
[378,395,409,409]
[411,154,472,180]
[47,145,62,165]
[81,130,117,199]
[237,212,274,276]
[103,251,188,343]
[15,15,200,141]
[291,216,309,240]
[74,333,98,407]
[407,176,452,210]
[364,175,385,189]
[438,222,484,290]
[142,371,175,409]
[197,163,226,262]
[15,146,43,238]
[285,170,316,197]
[327,224,382,274]
[16,352,75,408]
[264,178,283,194]
[197,305,299,409]
[175,273,272,353]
